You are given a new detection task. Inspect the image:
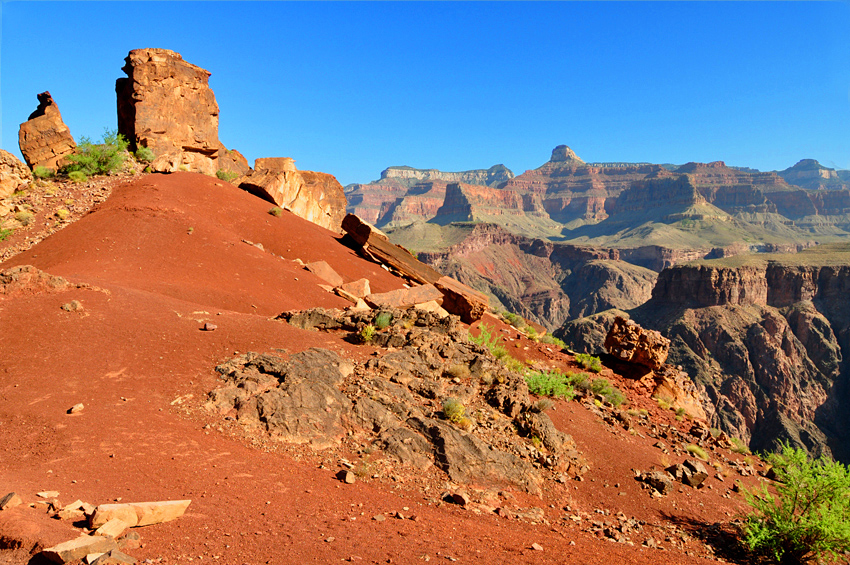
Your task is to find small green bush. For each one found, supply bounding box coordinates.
[743,443,850,564]
[442,398,466,424]
[503,356,526,374]
[359,324,375,343]
[526,370,575,400]
[575,353,603,373]
[134,145,155,163]
[63,129,129,176]
[67,171,87,183]
[539,334,567,348]
[269,207,283,217]
[216,169,239,183]
[32,165,54,179]
[374,311,393,330]
[0,228,14,241]
[470,323,500,351]
[589,378,626,406]
[55,208,70,220]
[567,372,591,391]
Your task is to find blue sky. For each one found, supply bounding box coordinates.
[2,1,849,185]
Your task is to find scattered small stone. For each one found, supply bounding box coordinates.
[531,543,544,551]
[202,323,217,331]
[336,470,356,484]
[37,491,60,499]
[60,300,83,312]
[372,514,386,522]
[67,404,84,414]
[42,535,118,564]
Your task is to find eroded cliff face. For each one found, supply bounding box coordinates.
[561,245,850,461]
[380,164,514,187]
[779,159,850,191]
[417,224,656,330]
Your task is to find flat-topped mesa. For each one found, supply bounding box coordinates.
[779,159,850,191]
[549,144,584,164]
[116,48,249,176]
[18,91,77,171]
[379,164,515,187]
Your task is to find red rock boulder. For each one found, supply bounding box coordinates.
[238,158,347,232]
[603,316,669,370]
[18,92,76,171]
[116,48,249,177]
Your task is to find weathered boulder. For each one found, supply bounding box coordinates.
[604,316,669,370]
[42,536,118,564]
[434,276,488,324]
[237,159,347,232]
[89,500,191,528]
[364,284,443,310]
[18,92,76,171]
[116,48,249,177]
[639,470,673,495]
[0,150,32,198]
[304,260,344,287]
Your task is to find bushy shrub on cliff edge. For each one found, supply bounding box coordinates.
[743,442,850,564]
[63,129,129,176]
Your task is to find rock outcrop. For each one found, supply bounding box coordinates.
[116,48,249,176]
[18,92,76,171]
[0,150,32,198]
[779,159,850,191]
[379,164,515,188]
[604,317,669,370]
[208,308,588,493]
[238,158,347,232]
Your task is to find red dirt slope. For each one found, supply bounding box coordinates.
[0,172,755,565]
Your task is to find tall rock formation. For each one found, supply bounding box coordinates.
[18,92,76,171]
[237,158,347,232]
[779,159,850,191]
[115,48,249,176]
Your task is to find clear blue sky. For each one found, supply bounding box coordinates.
[2,1,849,185]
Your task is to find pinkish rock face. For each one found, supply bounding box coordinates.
[18,91,77,171]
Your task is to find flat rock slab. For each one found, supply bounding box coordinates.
[0,492,22,510]
[305,261,344,287]
[434,276,488,323]
[340,278,370,299]
[89,500,191,528]
[42,535,118,564]
[94,518,128,539]
[365,284,443,310]
[92,549,137,564]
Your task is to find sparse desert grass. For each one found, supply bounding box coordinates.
[0,228,13,242]
[686,443,710,461]
[442,398,467,427]
[575,353,603,373]
[32,165,54,179]
[134,145,155,163]
[359,324,375,343]
[14,211,34,226]
[55,208,70,220]
[444,363,471,380]
[269,206,283,217]
[538,334,566,348]
[216,169,239,183]
[731,436,751,455]
[589,378,626,406]
[68,171,87,183]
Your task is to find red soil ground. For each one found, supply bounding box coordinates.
[0,173,763,564]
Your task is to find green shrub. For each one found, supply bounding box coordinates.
[359,324,375,343]
[374,311,393,330]
[63,129,129,176]
[0,228,13,241]
[55,208,70,220]
[526,370,575,400]
[503,356,526,374]
[32,165,54,179]
[567,372,591,391]
[67,171,87,183]
[539,334,567,349]
[442,398,466,424]
[589,378,626,406]
[743,443,850,564]
[216,169,239,183]
[503,311,524,328]
[134,145,155,163]
[470,323,500,351]
[268,207,283,217]
[575,353,603,373]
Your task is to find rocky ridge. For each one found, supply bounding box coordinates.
[559,244,850,462]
